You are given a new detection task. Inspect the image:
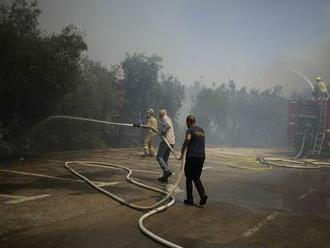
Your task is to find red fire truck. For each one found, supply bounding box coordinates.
[287,98,330,158]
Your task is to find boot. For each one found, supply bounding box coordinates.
[158,175,168,183]
[200,195,208,206]
[158,171,172,183]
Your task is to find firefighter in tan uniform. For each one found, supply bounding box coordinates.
[143,108,158,157]
[314,77,329,100]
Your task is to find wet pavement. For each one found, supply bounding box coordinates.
[1,148,330,248]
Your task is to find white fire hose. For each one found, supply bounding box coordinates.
[45,115,184,248]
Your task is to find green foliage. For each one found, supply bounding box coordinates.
[159,75,185,119]
[0,0,87,156]
[61,58,123,120]
[33,58,125,152]
[191,82,288,147]
[121,53,184,121]
[121,53,162,121]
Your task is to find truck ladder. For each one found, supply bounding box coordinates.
[310,102,327,156]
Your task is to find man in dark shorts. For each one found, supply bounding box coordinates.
[180,115,208,206]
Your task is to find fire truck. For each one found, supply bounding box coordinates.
[287,98,330,158]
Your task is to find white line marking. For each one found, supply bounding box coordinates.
[203,166,212,170]
[94,182,120,187]
[0,193,50,204]
[298,188,315,200]
[0,193,23,199]
[0,169,121,186]
[0,169,82,182]
[242,212,279,238]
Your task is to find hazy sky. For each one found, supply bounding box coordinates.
[37,0,330,93]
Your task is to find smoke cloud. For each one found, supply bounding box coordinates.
[37,0,330,94]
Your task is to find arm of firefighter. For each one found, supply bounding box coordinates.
[160,119,171,135]
[146,118,155,133]
[180,131,191,160]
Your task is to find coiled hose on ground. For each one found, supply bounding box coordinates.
[44,115,185,248]
[258,157,330,169]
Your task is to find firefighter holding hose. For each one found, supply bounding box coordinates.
[157,109,175,182]
[143,108,158,157]
[180,115,208,206]
[313,77,329,101]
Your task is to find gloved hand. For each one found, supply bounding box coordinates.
[133,123,141,128]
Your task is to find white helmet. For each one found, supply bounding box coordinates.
[146,108,154,116]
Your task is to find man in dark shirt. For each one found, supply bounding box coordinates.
[180,115,208,206]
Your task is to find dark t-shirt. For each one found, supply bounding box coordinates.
[186,126,205,159]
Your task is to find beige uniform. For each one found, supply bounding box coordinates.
[144,116,158,155]
[315,81,329,99]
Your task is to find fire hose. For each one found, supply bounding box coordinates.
[258,157,330,169]
[45,115,184,248]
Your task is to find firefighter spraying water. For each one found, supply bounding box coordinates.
[287,70,330,158]
[143,108,158,157]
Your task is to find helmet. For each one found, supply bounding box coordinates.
[317,77,322,82]
[146,108,154,116]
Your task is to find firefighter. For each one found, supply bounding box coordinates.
[143,108,158,157]
[180,115,208,206]
[157,109,175,182]
[313,77,329,100]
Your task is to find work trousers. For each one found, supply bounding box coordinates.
[185,157,206,200]
[144,132,156,155]
[156,141,173,173]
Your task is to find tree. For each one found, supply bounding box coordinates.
[121,53,162,122]
[191,80,288,147]
[61,58,123,120]
[159,75,185,119]
[121,52,184,122]
[0,0,87,156]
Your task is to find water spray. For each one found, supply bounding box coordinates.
[42,115,184,247]
[45,115,181,159]
[290,68,314,91]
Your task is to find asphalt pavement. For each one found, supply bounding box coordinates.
[1,148,330,248]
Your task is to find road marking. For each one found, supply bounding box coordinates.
[94,181,120,187]
[298,188,315,200]
[0,169,82,182]
[0,169,121,187]
[242,212,279,238]
[0,193,50,204]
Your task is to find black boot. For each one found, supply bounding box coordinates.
[164,170,172,179]
[158,171,172,183]
[200,195,208,206]
[158,175,168,183]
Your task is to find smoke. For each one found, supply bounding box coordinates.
[256,38,330,96]
[258,2,330,95]
[36,0,330,94]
